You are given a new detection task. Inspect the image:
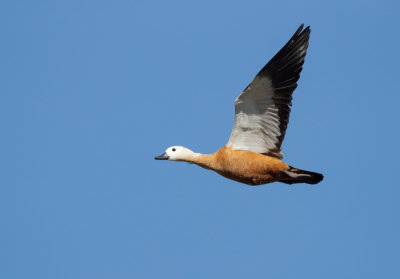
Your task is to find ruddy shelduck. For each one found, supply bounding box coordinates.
[155,25,323,186]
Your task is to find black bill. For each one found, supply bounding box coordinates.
[154,152,169,160]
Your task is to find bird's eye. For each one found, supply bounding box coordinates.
[172,148,176,152]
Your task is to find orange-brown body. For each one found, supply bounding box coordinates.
[191,146,290,185]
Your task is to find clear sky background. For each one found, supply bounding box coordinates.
[1,0,400,278]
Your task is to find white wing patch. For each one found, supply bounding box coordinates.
[227,76,283,156]
[226,25,310,158]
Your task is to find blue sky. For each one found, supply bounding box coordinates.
[1,0,400,278]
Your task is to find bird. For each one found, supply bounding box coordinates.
[155,24,323,186]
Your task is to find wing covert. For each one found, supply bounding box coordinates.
[227,24,311,158]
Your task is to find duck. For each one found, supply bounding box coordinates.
[155,24,323,186]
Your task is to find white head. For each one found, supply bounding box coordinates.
[154,146,197,162]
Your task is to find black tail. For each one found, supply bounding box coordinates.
[280,166,324,185]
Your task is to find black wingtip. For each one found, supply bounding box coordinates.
[251,24,312,156]
[298,24,311,32]
[289,24,304,41]
[295,24,310,34]
[285,24,311,50]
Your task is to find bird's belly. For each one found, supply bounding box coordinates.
[215,169,275,186]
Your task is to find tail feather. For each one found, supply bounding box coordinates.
[280,166,323,185]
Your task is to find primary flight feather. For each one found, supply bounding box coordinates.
[155,24,323,186]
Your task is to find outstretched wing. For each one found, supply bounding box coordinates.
[226,24,311,159]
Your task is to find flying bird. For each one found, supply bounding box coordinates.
[155,24,323,186]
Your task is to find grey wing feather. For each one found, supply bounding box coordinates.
[227,24,311,158]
